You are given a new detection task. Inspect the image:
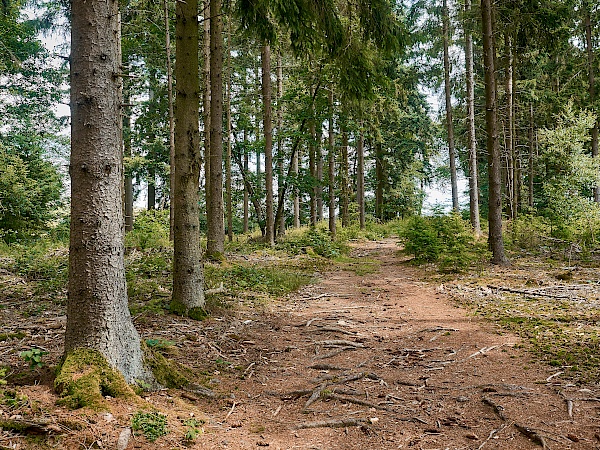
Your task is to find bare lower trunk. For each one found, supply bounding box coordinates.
[123,94,134,232]
[328,89,336,239]
[293,147,300,228]
[528,103,535,208]
[505,33,516,220]
[309,89,317,227]
[443,0,459,213]
[243,130,249,233]
[316,134,324,222]
[68,0,147,382]
[340,129,349,227]
[262,44,274,245]
[203,2,211,206]
[206,0,225,259]
[481,0,509,265]
[585,3,599,202]
[375,141,384,221]
[357,128,365,230]
[464,0,480,235]
[277,52,286,236]
[225,20,233,242]
[171,0,204,313]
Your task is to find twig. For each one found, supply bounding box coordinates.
[313,346,356,360]
[546,371,563,382]
[482,397,506,420]
[315,339,364,348]
[477,423,508,450]
[224,401,237,420]
[488,285,585,301]
[304,383,327,410]
[296,418,372,429]
[323,393,388,411]
[559,391,574,418]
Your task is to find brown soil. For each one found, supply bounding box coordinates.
[2,238,600,449]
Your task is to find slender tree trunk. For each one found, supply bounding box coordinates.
[203,1,211,205]
[123,94,134,232]
[340,128,349,227]
[481,0,509,265]
[206,0,225,259]
[293,145,300,228]
[585,2,599,202]
[464,0,480,235]
[67,0,147,382]
[262,44,274,245]
[225,18,233,242]
[328,88,336,239]
[148,82,156,211]
[443,0,459,213]
[255,63,261,178]
[375,141,384,221]
[309,88,317,227]
[357,127,365,230]
[164,0,175,240]
[171,0,205,312]
[276,51,286,236]
[505,33,516,220]
[528,103,535,208]
[243,129,249,233]
[317,133,324,221]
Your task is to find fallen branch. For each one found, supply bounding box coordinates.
[313,346,356,360]
[296,417,372,430]
[488,285,585,301]
[314,340,364,348]
[514,423,548,449]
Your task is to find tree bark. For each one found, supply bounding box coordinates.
[317,132,324,222]
[328,88,336,239]
[206,0,225,259]
[243,129,249,233]
[481,0,509,265]
[585,2,599,202]
[67,0,147,382]
[357,127,365,230]
[309,87,317,227]
[203,1,211,207]
[505,33,516,220]
[164,0,175,240]
[293,145,301,228]
[443,0,459,213]
[276,51,286,236]
[528,103,535,208]
[340,128,350,227]
[262,43,274,245]
[171,0,205,312]
[375,140,384,221]
[225,18,233,242]
[123,93,134,232]
[464,0,480,235]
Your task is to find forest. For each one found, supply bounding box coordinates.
[2,0,600,448]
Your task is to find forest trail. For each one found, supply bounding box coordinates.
[3,238,600,450]
[178,238,599,450]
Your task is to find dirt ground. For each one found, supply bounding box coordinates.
[2,238,600,449]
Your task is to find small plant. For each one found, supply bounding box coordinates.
[145,339,175,350]
[132,411,168,442]
[183,418,204,441]
[19,348,47,370]
[0,367,7,385]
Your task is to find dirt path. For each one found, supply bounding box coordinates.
[174,238,599,450]
[3,239,599,449]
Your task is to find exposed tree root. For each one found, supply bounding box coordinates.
[514,423,549,449]
[296,417,373,429]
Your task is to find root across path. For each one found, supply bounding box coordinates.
[180,239,600,449]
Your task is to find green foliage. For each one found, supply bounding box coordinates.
[277,226,347,258]
[183,418,204,441]
[399,214,486,272]
[507,215,551,251]
[10,240,68,294]
[19,348,47,370]
[211,264,311,296]
[131,411,168,442]
[125,210,171,250]
[145,339,175,350]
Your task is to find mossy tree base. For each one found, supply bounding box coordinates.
[169,300,208,320]
[54,349,136,410]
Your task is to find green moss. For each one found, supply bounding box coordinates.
[143,346,190,389]
[169,300,208,320]
[0,332,26,341]
[54,349,135,410]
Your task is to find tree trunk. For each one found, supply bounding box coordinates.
[293,145,300,228]
[164,0,175,240]
[375,140,384,221]
[225,18,233,242]
[309,88,317,227]
[328,88,336,239]
[316,133,324,222]
[203,1,211,206]
[206,0,225,259]
[276,51,286,236]
[123,94,134,232]
[340,128,349,227]
[528,103,535,208]
[464,0,480,235]
[357,127,365,230]
[171,0,205,314]
[243,129,249,233]
[262,43,274,245]
[481,0,509,265]
[585,2,599,202]
[67,0,147,382]
[443,0,459,213]
[505,33,516,220]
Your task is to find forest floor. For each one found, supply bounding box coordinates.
[1,238,600,449]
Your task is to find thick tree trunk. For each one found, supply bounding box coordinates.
[206,0,225,259]
[481,0,509,265]
[328,89,336,239]
[464,0,480,235]
[225,19,233,243]
[203,2,211,206]
[276,52,286,236]
[68,0,147,382]
[164,0,175,240]
[171,0,205,313]
[443,0,459,213]
[357,127,365,230]
[585,3,599,202]
[262,44,274,245]
[340,129,350,227]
